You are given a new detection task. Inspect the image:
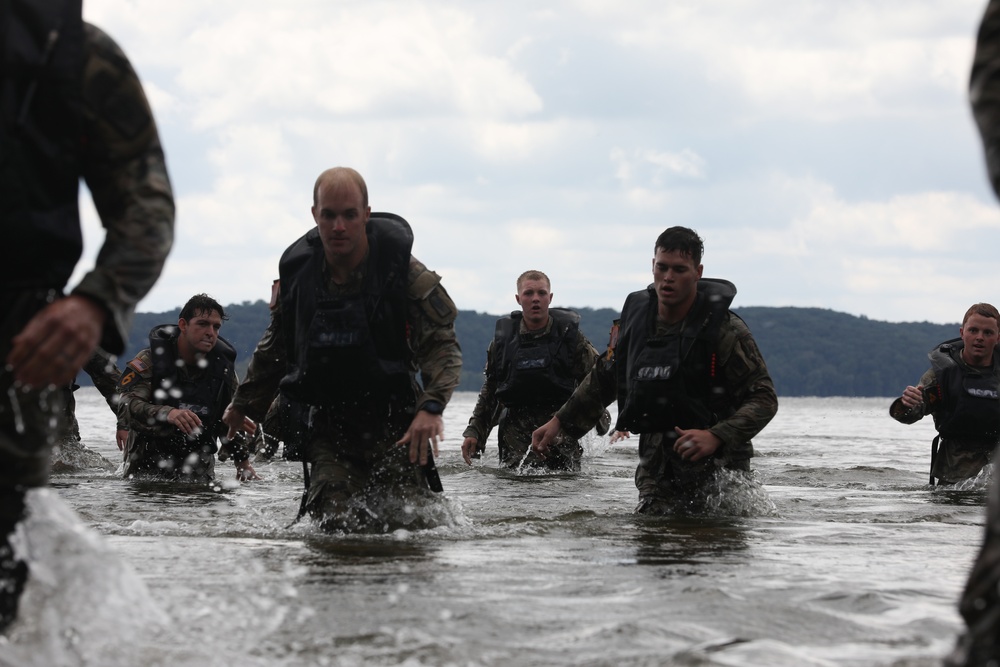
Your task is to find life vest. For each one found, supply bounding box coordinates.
[148,323,237,451]
[926,338,1000,444]
[0,0,85,289]
[277,214,415,407]
[614,279,735,436]
[493,307,580,408]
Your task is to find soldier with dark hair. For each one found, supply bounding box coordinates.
[118,294,256,482]
[532,227,777,512]
[0,0,174,632]
[462,270,606,471]
[890,303,1000,486]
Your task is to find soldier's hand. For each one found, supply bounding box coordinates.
[6,295,106,388]
[461,436,480,465]
[531,417,562,457]
[116,429,129,451]
[397,411,443,465]
[235,458,260,482]
[167,408,202,435]
[222,404,251,440]
[610,430,631,444]
[900,385,924,409]
[673,427,721,462]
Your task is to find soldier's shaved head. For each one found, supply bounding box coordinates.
[313,167,368,209]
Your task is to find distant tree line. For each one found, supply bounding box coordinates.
[82,301,958,399]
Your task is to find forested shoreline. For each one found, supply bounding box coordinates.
[88,301,958,399]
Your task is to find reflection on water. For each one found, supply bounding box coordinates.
[627,515,751,567]
[1,392,986,666]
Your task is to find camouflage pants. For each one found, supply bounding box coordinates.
[634,430,750,514]
[0,290,65,632]
[304,407,438,533]
[0,290,71,490]
[122,432,217,482]
[933,439,996,485]
[498,405,582,471]
[948,455,1000,665]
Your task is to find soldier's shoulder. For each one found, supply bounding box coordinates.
[407,256,457,325]
[125,349,154,375]
[83,23,129,67]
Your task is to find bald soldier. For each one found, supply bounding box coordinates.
[223,167,462,532]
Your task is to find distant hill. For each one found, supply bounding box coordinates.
[85,301,958,398]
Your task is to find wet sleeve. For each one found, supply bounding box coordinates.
[216,370,250,463]
[708,317,779,450]
[83,347,122,415]
[889,369,937,424]
[556,320,619,438]
[73,24,175,355]
[463,340,500,442]
[231,305,288,422]
[117,351,174,435]
[408,258,463,411]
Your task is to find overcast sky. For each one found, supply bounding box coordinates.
[75,0,996,325]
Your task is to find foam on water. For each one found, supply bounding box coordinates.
[0,489,169,667]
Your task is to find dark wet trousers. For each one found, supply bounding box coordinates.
[0,488,28,634]
[947,465,1000,666]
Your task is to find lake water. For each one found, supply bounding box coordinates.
[0,390,989,667]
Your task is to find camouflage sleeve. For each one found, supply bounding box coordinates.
[72,24,175,355]
[231,305,288,422]
[972,0,1000,200]
[708,315,779,450]
[462,340,500,442]
[117,349,174,435]
[889,368,937,424]
[555,321,619,439]
[216,368,250,463]
[83,347,121,415]
[573,329,600,381]
[408,257,463,410]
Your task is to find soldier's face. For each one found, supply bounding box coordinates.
[515,278,552,330]
[652,248,702,316]
[960,313,999,367]
[312,178,371,267]
[178,309,222,356]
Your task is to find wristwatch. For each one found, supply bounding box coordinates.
[420,400,445,415]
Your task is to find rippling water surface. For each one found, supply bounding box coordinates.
[0,391,988,667]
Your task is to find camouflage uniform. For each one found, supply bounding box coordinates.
[889,352,1000,485]
[53,348,123,473]
[554,289,777,512]
[463,315,600,470]
[0,16,172,630]
[230,256,461,531]
[0,22,173,490]
[946,2,1000,663]
[117,345,243,482]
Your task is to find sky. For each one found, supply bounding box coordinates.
[74,0,998,325]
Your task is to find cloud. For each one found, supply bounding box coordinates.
[72,0,997,327]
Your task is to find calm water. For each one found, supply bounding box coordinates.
[0,390,988,667]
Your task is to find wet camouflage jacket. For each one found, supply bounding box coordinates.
[231,256,462,422]
[117,346,242,457]
[556,309,778,456]
[463,315,598,444]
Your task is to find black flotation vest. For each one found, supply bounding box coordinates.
[493,307,580,408]
[614,279,736,436]
[148,324,236,451]
[0,0,85,290]
[277,214,415,408]
[926,338,1000,443]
